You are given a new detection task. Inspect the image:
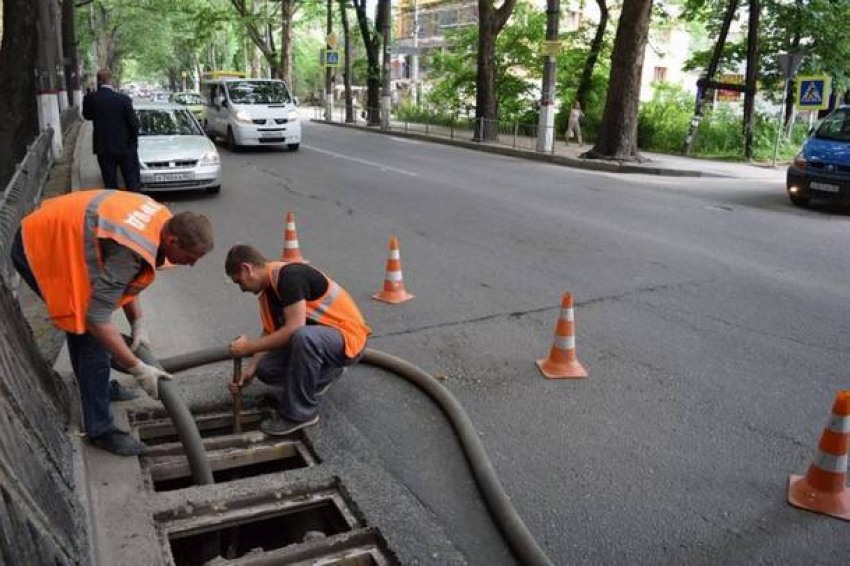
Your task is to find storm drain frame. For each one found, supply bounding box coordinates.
[156,488,397,565]
[131,409,269,446]
[142,438,318,492]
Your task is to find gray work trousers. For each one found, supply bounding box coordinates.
[256,325,360,422]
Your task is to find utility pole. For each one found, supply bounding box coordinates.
[536,0,559,153]
[743,0,760,160]
[325,0,334,121]
[36,0,64,158]
[380,0,391,130]
[412,0,420,106]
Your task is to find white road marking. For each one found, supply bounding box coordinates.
[390,137,422,144]
[303,144,419,177]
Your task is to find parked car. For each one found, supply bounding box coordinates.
[135,103,222,194]
[170,91,207,126]
[201,77,301,151]
[787,105,850,207]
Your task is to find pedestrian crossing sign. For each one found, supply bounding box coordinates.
[796,75,831,110]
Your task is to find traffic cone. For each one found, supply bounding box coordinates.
[373,236,414,304]
[536,293,587,379]
[787,390,850,520]
[281,211,307,263]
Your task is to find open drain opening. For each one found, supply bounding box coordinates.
[146,442,312,492]
[134,410,266,446]
[169,500,350,566]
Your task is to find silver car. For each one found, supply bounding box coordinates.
[135,103,222,194]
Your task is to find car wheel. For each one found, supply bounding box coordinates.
[206,185,221,195]
[287,143,300,152]
[789,193,810,207]
[227,128,239,152]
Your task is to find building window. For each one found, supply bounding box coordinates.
[566,10,581,30]
[653,66,668,82]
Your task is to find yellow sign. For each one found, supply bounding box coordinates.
[541,41,562,57]
[327,33,338,48]
[796,75,831,110]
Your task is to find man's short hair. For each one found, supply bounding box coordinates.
[225,245,267,276]
[96,68,112,86]
[165,212,214,253]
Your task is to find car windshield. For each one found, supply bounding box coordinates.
[137,109,201,136]
[173,93,203,105]
[226,81,291,104]
[815,110,850,142]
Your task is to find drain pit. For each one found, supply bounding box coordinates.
[168,498,351,565]
[133,410,266,446]
[145,441,314,492]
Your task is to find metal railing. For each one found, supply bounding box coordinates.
[0,128,54,290]
[314,103,561,155]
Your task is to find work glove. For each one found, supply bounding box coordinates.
[128,361,172,400]
[131,318,152,352]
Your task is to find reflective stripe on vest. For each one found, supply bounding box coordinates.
[21,190,170,333]
[259,261,371,358]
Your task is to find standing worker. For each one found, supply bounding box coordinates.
[565,101,585,146]
[225,244,371,436]
[10,190,214,456]
[83,68,142,192]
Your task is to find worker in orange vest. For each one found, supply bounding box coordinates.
[10,190,214,456]
[225,244,371,436]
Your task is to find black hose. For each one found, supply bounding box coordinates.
[134,342,214,486]
[159,345,552,566]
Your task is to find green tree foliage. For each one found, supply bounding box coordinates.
[425,1,545,123]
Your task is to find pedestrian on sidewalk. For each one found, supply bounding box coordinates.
[83,68,142,191]
[11,190,214,456]
[225,244,371,436]
[565,101,584,146]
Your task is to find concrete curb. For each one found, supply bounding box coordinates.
[311,119,717,178]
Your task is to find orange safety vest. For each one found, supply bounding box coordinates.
[259,262,371,358]
[21,189,172,334]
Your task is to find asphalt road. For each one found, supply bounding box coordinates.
[140,121,849,564]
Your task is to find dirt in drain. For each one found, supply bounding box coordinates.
[169,500,349,565]
[153,451,308,492]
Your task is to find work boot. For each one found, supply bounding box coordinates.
[90,430,147,456]
[109,380,139,401]
[260,414,319,437]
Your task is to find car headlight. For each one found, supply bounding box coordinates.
[234,110,253,124]
[199,150,220,166]
[793,152,807,168]
[287,110,299,121]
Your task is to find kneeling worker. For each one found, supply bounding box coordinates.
[225,244,371,436]
[11,189,214,456]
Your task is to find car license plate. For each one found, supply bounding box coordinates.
[259,131,282,138]
[154,172,194,182]
[811,181,840,193]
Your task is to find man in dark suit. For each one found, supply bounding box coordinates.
[83,68,142,191]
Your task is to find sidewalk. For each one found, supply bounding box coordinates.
[71,121,105,190]
[309,108,786,181]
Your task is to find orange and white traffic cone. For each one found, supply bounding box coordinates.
[281,211,307,263]
[536,292,587,379]
[373,235,414,304]
[787,390,850,520]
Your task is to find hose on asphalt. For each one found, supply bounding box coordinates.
[157,345,553,566]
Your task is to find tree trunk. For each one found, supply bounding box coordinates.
[62,0,79,106]
[474,0,517,141]
[280,0,294,84]
[353,0,382,125]
[575,0,608,109]
[0,0,39,188]
[586,0,653,160]
[339,0,354,123]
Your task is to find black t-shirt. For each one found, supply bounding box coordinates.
[265,263,329,328]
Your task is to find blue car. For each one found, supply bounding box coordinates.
[787,105,850,207]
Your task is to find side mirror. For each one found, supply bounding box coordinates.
[221,98,229,108]
[292,96,299,106]
[808,127,815,137]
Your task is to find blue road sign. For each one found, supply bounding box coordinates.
[797,76,831,110]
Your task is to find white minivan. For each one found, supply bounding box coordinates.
[203,78,301,151]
